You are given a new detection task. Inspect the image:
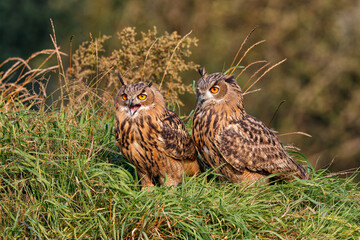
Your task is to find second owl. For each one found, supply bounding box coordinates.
[114,75,201,188]
[193,69,309,185]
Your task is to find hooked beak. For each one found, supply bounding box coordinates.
[128,99,141,116]
[197,94,204,106]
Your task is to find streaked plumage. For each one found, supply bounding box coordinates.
[114,75,201,188]
[193,69,309,185]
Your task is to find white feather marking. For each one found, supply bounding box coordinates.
[203,146,210,157]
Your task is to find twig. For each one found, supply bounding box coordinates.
[49,18,68,105]
[159,30,192,90]
[244,59,287,94]
[317,169,359,180]
[277,131,312,138]
[235,60,267,80]
[228,26,258,75]
[141,38,158,81]
[242,62,270,90]
[268,100,286,127]
[229,40,266,76]
[69,35,74,78]
[242,88,261,96]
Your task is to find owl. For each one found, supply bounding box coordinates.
[114,74,201,188]
[192,68,309,185]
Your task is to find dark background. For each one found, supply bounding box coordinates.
[1,0,359,172]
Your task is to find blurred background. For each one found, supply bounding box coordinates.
[1,0,359,173]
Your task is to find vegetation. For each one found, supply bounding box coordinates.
[3,0,360,172]
[70,27,198,107]
[1,27,359,239]
[1,99,359,239]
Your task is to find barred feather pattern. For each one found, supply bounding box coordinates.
[115,82,201,188]
[193,71,309,185]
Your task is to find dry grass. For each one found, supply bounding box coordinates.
[0,49,61,112]
[1,25,199,117]
[68,27,198,109]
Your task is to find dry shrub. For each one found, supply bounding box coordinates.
[0,27,199,116]
[0,50,60,112]
[69,27,199,108]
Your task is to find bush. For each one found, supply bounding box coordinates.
[69,27,199,108]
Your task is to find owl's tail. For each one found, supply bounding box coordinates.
[294,161,310,180]
[281,159,310,181]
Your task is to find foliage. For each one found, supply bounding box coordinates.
[5,0,360,172]
[1,24,359,239]
[1,102,359,239]
[69,27,199,107]
[0,49,59,112]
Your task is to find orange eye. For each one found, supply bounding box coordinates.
[210,86,219,94]
[138,94,147,100]
[122,94,127,100]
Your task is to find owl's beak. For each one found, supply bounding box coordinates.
[197,93,206,106]
[196,95,202,105]
[128,99,141,116]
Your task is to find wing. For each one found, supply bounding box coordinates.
[215,115,308,179]
[160,109,198,161]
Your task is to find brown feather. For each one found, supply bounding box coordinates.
[115,81,201,188]
[193,72,309,185]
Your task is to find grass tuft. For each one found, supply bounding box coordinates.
[1,102,359,239]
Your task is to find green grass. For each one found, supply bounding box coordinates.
[1,101,359,239]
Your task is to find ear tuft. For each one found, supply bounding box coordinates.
[148,81,153,88]
[198,68,207,77]
[117,72,126,86]
[224,74,235,83]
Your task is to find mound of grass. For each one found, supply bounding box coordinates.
[1,102,359,239]
[1,26,359,239]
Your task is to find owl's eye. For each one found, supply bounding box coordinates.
[138,94,147,100]
[210,86,219,94]
[122,94,127,100]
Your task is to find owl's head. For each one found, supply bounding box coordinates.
[195,68,244,109]
[115,74,165,117]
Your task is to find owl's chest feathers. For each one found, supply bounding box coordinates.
[194,104,242,139]
[116,115,165,173]
[193,109,222,164]
[193,104,245,167]
[117,115,161,147]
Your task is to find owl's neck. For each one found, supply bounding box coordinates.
[139,103,167,119]
[225,100,246,120]
[202,100,245,121]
